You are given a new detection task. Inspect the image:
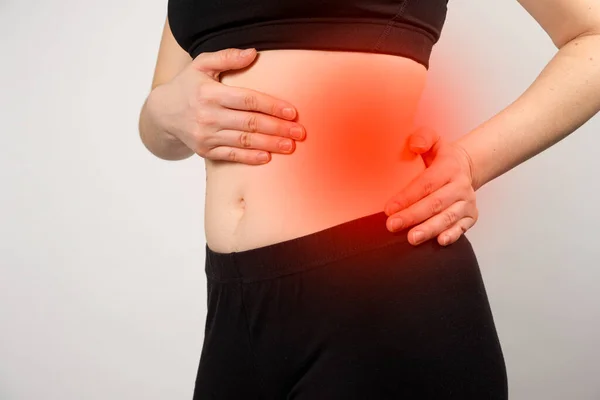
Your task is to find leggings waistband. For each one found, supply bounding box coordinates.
[205,211,410,283]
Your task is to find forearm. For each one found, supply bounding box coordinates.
[456,33,600,190]
[138,89,195,161]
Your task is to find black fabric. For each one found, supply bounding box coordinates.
[168,0,449,69]
[194,211,508,399]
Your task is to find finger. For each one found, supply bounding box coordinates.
[203,146,272,165]
[384,167,452,216]
[405,201,474,246]
[212,107,305,141]
[437,217,477,246]
[192,48,258,80]
[386,182,464,232]
[211,83,300,121]
[213,129,296,155]
[407,126,440,154]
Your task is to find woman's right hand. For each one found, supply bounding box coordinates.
[146,48,306,165]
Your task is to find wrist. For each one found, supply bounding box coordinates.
[140,94,194,161]
[453,138,482,191]
[145,87,181,143]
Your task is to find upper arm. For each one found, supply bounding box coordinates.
[516,0,600,48]
[151,16,193,90]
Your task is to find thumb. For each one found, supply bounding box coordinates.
[407,126,440,154]
[191,48,257,80]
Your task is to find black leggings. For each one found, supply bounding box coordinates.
[194,211,508,399]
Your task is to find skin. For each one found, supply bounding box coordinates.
[147,1,600,249]
[146,37,433,253]
[385,0,600,246]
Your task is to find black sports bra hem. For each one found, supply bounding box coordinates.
[186,18,437,69]
[189,17,437,48]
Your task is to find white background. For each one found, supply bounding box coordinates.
[1,1,599,399]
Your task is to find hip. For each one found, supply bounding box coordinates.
[197,211,508,399]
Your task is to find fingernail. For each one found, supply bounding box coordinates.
[411,137,427,148]
[413,231,424,244]
[440,235,449,246]
[257,152,269,162]
[290,126,304,140]
[389,218,403,231]
[240,48,255,57]
[279,139,293,152]
[282,108,296,119]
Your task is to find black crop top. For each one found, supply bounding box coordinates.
[168,0,449,69]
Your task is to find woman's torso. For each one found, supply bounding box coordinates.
[205,49,428,253]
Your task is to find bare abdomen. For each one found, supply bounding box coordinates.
[204,49,428,253]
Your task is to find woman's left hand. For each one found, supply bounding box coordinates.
[384,127,478,246]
